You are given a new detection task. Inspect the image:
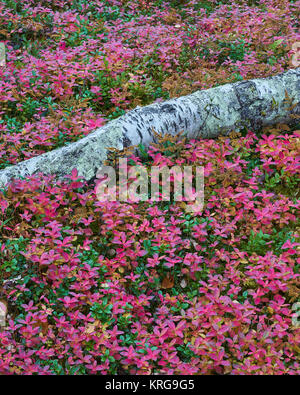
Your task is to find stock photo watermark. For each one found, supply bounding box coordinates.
[292,302,300,328]
[0,43,5,67]
[95,158,204,213]
[291,42,300,67]
[0,301,7,328]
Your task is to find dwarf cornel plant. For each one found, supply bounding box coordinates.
[0,0,299,375]
[0,128,299,375]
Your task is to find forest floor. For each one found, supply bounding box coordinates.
[0,0,299,374]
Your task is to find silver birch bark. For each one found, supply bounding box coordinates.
[0,67,299,188]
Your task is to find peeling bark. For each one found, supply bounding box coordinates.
[0,67,299,188]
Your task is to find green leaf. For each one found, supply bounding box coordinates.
[269,39,284,51]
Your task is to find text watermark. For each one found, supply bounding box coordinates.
[0,43,5,67]
[291,42,300,67]
[95,158,204,213]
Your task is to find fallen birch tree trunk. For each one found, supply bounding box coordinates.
[0,67,299,188]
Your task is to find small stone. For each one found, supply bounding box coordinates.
[180,279,187,288]
[108,248,116,256]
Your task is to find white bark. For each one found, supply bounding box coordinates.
[0,67,299,188]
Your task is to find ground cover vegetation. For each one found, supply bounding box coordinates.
[0,0,299,375]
